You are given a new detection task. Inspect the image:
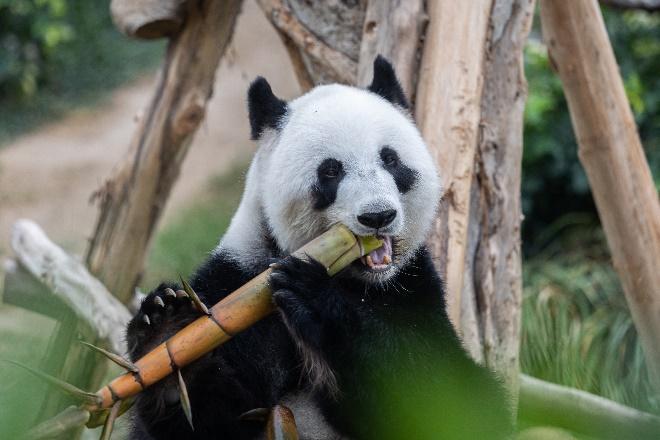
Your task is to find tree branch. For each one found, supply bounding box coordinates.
[255,0,357,84]
[519,374,660,438]
[86,0,242,303]
[9,220,131,354]
[110,0,187,39]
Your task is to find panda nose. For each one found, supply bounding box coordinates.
[357,209,397,229]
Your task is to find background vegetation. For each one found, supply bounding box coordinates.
[0,0,163,144]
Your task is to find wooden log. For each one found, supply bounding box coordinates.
[256,0,360,85]
[415,0,493,330]
[460,0,535,395]
[540,0,660,390]
[10,220,131,354]
[110,0,186,39]
[519,374,660,439]
[86,0,242,304]
[355,0,424,100]
[3,259,70,319]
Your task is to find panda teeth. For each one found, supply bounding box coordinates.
[383,254,392,265]
[366,255,375,268]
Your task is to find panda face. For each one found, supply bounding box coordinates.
[260,84,441,282]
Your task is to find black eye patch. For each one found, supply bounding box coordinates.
[380,147,417,193]
[312,158,345,210]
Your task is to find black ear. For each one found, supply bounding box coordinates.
[247,77,288,140]
[367,55,408,109]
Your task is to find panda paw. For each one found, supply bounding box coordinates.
[126,283,199,360]
[270,256,346,350]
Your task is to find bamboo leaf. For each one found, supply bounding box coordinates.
[180,276,209,315]
[177,369,194,430]
[99,400,122,440]
[22,406,90,440]
[1,359,101,406]
[79,341,139,373]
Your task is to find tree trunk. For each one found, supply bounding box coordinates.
[460,0,535,393]
[540,0,660,391]
[415,0,494,334]
[416,2,535,400]
[86,0,242,304]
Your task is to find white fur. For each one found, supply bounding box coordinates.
[219,84,441,278]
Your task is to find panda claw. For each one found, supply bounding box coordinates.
[164,288,177,299]
[176,289,189,299]
[142,314,151,326]
[239,407,269,422]
[154,296,165,307]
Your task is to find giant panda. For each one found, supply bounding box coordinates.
[126,56,510,440]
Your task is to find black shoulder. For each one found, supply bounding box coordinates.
[189,251,258,304]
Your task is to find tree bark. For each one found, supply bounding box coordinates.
[416,0,535,399]
[110,0,187,39]
[11,220,131,353]
[86,0,242,304]
[540,0,660,391]
[415,0,494,334]
[355,0,425,99]
[256,0,362,85]
[460,0,535,394]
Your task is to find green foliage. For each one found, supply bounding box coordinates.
[0,0,73,99]
[0,0,164,144]
[522,8,660,254]
[520,219,658,415]
[0,305,56,437]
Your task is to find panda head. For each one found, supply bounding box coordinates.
[244,56,441,282]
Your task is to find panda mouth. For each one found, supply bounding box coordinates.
[360,235,394,272]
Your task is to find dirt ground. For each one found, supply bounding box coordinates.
[0,0,299,260]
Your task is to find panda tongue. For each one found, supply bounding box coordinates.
[368,236,392,266]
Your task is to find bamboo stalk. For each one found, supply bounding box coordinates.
[18,225,380,438]
[19,224,379,427]
[92,224,380,409]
